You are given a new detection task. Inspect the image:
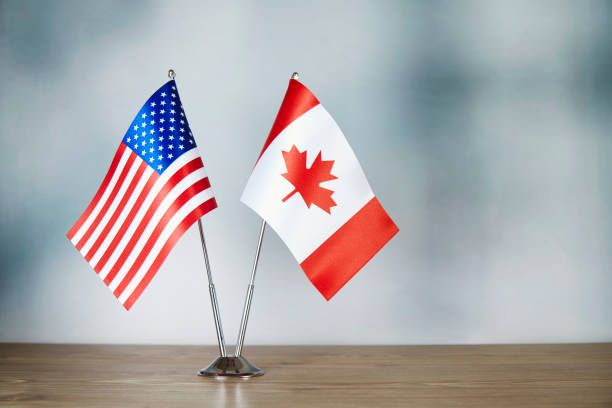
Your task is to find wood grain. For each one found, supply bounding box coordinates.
[1,344,611,407]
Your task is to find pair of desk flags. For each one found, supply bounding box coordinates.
[67,75,399,310]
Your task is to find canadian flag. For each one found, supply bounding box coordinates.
[241,77,398,300]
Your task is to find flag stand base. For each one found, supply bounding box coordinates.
[198,355,264,378]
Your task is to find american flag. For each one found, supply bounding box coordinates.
[67,80,217,310]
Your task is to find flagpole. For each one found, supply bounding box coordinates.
[168,69,227,358]
[197,219,227,357]
[235,220,266,357]
[233,72,300,357]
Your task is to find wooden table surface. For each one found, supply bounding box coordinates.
[1,343,611,407]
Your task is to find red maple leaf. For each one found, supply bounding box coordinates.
[281,145,338,214]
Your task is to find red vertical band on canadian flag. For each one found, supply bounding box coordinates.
[299,197,398,300]
[256,79,319,162]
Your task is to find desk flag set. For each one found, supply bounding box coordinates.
[67,71,398,377]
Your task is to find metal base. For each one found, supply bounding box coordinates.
[198,356,264,378]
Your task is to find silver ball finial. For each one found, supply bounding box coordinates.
[168,69,176,80]
[291,72,299,80]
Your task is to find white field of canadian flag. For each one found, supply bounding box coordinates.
[241,78,399,300]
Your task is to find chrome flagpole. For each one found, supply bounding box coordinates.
[197,219,227,357]
[166,67,229,375]
[235,220,267,357]
[235,72,300,356]
[167,68,227,358]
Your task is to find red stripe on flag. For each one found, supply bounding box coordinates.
[257,79,319,162]
[103,158,204,284]
[123,197,218,310]
[299,197,398,300]
[93,170,159,273]
[113,177,211,297]
[75,152,138,251]
[67,143,127,240]
[84,160,148,262]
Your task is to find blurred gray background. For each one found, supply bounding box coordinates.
[1,0,611,345]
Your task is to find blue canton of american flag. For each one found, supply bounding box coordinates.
[68,80,217,310]
[124,81,197,173]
